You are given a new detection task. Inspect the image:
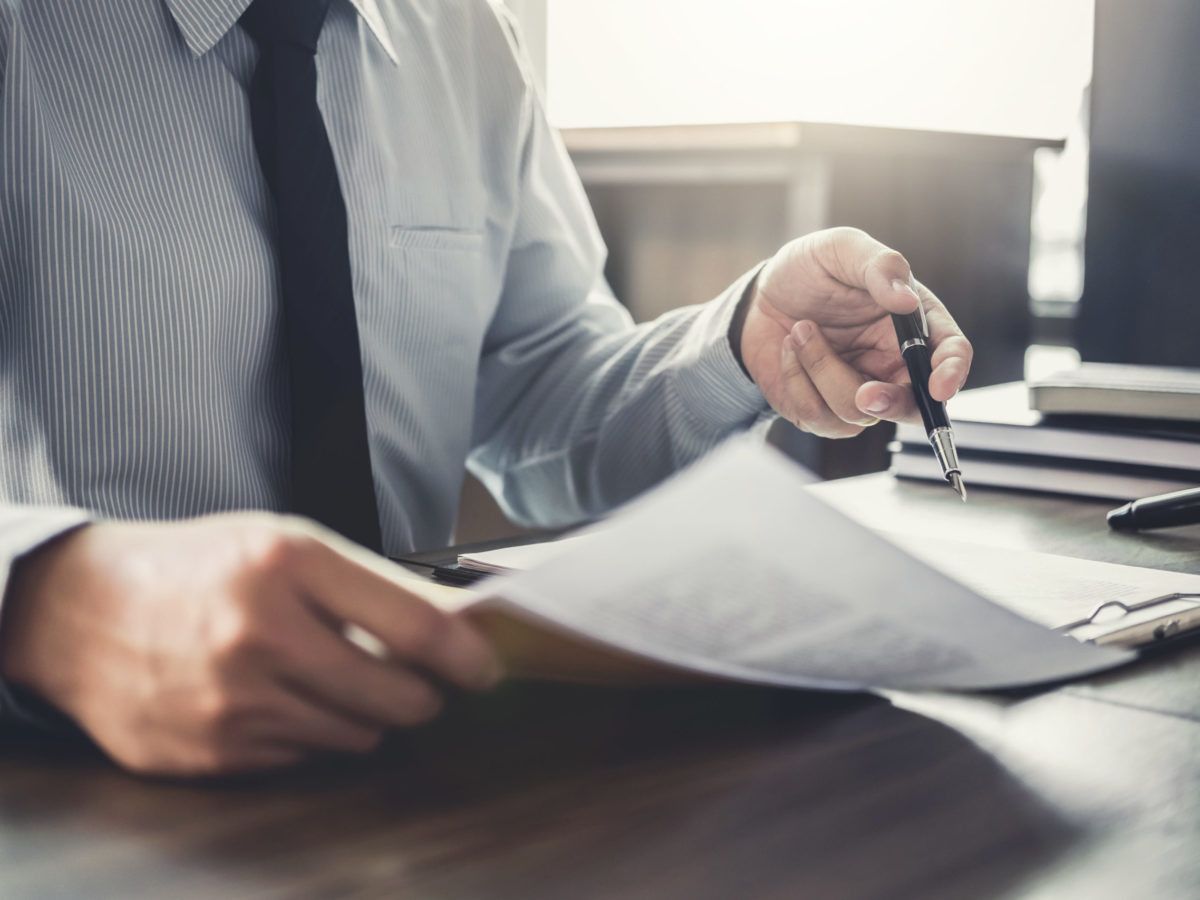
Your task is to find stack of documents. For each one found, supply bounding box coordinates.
[419,439,1200,693]
[889,381,1200,501]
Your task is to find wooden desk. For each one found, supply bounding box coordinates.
[3,477,1199,898]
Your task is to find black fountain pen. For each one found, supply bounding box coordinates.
[891,303,966,501]
[1107,486,1200,531]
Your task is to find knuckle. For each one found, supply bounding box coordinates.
[212,603,266,661]
[935,336,973,368]
[244,529,317,581]
[878,249,909,273]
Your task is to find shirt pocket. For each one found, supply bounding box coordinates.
[389,226,485,252]
[384,187,498,330]
[387,225,488,311]
[382,220,492,373]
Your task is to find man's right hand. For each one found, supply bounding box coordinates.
[0,514,501,777]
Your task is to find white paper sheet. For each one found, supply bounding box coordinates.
[461,438,1135,691]
[880,533,1200,630]
[458,533,595,575]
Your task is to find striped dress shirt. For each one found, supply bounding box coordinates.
[0,0,769,713]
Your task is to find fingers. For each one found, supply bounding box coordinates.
[916,282,973,402]
[784,307,967,429]
[855,282,973,422]
[855,380,917,423]
[755,229,972,430]
[193,744,307,776]
[777,299,971,430]
[255,683,387,754]
[232,746,307,772]
[780,321,876,437]
[288,539,501,692]
[821,227,921,316]
[276,604,448,727]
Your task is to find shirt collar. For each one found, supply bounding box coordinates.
[163,0,400,65]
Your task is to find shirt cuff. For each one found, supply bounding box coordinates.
[673,264,772,431]
[0,507,93,726]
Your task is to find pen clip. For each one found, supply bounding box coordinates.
[912,291,929,338]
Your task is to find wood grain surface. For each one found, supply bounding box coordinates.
[1,476,1198,899]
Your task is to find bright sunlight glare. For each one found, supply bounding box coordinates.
[546,0,1093,139]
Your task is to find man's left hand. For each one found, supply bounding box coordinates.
[741,227,973,437]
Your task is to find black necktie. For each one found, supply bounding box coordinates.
[241,0,383,551]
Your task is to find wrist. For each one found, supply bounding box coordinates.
[0,525,91,692]
[727,265,763,380]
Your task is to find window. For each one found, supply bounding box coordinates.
[544,0,1092,140]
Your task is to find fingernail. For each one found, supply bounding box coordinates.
[863,397,890,415]
[793,321,814,346]
[891,279,918,299]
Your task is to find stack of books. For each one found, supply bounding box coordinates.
[889,365,1200,501]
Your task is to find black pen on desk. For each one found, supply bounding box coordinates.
[1107,486,1200,531]
[891,297,966,501]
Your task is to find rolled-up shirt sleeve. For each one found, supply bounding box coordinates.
[467,51,772,526]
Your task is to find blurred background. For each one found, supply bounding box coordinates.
[458,0,1199,542]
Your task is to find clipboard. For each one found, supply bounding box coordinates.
[1061,593,1200,649]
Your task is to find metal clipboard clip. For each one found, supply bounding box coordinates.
[1059,593,1200,649]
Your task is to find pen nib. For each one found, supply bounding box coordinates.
[948,472,967,502]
